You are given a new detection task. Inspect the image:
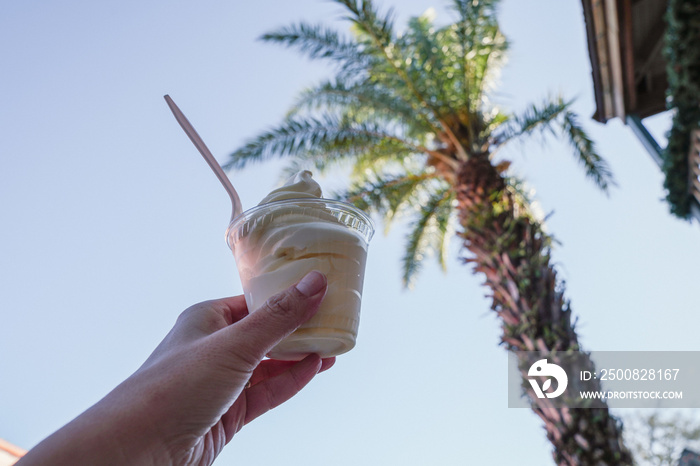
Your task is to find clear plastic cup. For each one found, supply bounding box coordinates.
[226,198,374,360]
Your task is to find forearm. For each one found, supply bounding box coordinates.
[16,379,170,466]
[17,277,329,466]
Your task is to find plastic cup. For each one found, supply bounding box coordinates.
[226,198,374,360]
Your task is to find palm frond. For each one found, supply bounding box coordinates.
[402,186,455,288]
[480,107,510,142]
[336,171,440,231]
[348,141,426,181]
[288,79,438,138]
[226,115,337,170]
[292,135,420,176]
[470,27,508,104]
[261,22,365,72]
[496,96,569,145]
[336,0,396,47]
[225,114,431,171]
[403,12,450,108]
[336,0,474,159]
[450,0,508,112]
[559,110,615,192]
[495,96,615,193]
[451,0,501,24]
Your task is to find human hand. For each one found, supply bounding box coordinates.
[17,271,334,466]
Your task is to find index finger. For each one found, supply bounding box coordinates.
[212,295,249,324]
[247,357,337,387]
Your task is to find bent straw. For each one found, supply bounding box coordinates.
[164,94,243,221]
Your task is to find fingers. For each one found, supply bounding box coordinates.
[319,357,336,373]
[247,357,337,388]
[214,295,250,324]
[243,354,322,424]
[215,271,327,368]
[170,295,249,341]
[221,356,336,442]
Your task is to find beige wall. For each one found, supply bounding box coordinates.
[0,439,25,466]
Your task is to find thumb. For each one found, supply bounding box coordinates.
[219,271,327,366]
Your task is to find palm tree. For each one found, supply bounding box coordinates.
[227,0,631,463]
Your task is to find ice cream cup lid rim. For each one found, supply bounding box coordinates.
[225,197,375,247]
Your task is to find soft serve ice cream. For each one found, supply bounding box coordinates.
[256,169,324,203]
[227,171,373,360]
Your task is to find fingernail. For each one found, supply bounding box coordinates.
[295,271,326,297]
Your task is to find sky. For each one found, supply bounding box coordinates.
[1,1,699,465]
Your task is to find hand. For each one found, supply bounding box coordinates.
[17,271,334,466]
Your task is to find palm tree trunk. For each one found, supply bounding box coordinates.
[455,156,632,465]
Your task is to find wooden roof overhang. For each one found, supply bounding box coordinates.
[581,0,700,222]
[581,0,668,123]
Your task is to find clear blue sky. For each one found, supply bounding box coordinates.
[1,1,698,464]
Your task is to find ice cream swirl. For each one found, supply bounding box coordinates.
[258,170,322,204]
